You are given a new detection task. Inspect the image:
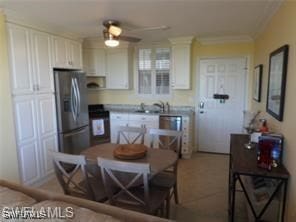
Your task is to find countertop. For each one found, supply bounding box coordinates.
[108,109,194,117]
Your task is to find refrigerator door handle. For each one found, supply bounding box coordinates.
[71,78,77,122]
[63,126,88,138]
[74,78,81,119]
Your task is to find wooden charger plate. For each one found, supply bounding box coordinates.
[113,144,148,160]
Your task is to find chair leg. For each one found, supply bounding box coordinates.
[166,195,170,218]
[174,184,179,204]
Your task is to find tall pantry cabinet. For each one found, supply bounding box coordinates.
[7,23,82,185]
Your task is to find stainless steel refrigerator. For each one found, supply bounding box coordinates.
[54,69,90,154]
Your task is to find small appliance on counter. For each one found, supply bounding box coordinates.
[88,104,110,145]
[257,133,284,170]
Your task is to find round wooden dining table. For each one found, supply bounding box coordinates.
[81,143,178,177]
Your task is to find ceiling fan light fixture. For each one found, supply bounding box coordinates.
[108,25,122,36]
[105,39,119,47]
[103,30,119,47]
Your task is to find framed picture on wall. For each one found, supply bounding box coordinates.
[266,45,289,121]
[253,64,263,102]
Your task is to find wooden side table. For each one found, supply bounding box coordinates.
[228,134,289,222]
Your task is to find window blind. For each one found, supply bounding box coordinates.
[138,47,170,95]
[155,48,170,95]
[138,49,152,94]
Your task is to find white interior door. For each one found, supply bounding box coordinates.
[198,58,246,153]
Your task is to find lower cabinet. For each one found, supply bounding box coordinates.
[110,112,159,147]
[13,94,58,185]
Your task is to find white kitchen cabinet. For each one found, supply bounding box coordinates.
[110,113,129,143]
[106,48,132,89]
[169,37,193,90]
[67,40,82,69]
[52,36,82,69]
[7,24,54,95]
[181,116,193,158]
[128,114,159,147]
[83,48,106,76]
[31,30,54,94]
[18,142,40,185]
[13,94,58,185]
[7,24,34,95]
[110,112,159,146]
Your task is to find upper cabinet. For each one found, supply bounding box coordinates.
[169,37,194,90]
[83,48,106,76]
[52,36,82,69]
[106,47,132,89]
[7,24,34,95]
[31,30,54,94]
[82,39,133,90]
[7,24,54,95]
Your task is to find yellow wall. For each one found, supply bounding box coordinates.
[0,12,20,182]
[88,40,254,107]
[251,2,296,221]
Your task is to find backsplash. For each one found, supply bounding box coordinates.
[104,104,195,112]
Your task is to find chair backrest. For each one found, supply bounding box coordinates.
[149,128,183,153]
[117,126,146,144]
[52,152,94,200]
[98,157,151,208]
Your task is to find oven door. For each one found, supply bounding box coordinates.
[89,116,110,145]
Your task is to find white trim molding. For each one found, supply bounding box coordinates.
[198,35,254,45]
[169,36,195,45]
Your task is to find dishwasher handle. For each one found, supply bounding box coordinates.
[160,116,182,122]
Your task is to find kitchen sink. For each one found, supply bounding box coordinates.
[134,110,160,114]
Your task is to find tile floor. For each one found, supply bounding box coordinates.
[39,152,248,222]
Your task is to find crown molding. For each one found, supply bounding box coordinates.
[198,35,254,45]
[252,0,283,39]
[169,36,194,45]
[3,8,82,41]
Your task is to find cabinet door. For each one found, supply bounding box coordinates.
[18,141,40,185]
[110,120,129,143]
[35,94,57,137]
[13,95,38,145]
[35,94,58,176]
[106,49,129,89]
[7,24,34,95]
[110,113,129,143]
[31,31,54,93]
[52,36,68,68]
[13,95,40,185]
[83,48,106,76]
[67,40,82,69]
[40,134,58,177]
[171,44,191,89]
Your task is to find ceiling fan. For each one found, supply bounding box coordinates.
[102,20,169,47]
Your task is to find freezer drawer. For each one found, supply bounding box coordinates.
[58,125,90,154]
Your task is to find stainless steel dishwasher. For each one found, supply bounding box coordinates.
[159,115,182,156]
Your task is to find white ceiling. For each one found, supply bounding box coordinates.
[0,0,282,42]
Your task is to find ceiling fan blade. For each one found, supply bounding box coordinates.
[128,25,170,33]
[119,35,141,43]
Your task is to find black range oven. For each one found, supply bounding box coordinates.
[88,104,110,145]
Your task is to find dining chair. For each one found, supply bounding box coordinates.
[117,126,146,144]
[148,128,183,204]
[97,157,171,217]
[52,152,107,202]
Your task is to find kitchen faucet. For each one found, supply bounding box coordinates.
[153,101,165,113]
